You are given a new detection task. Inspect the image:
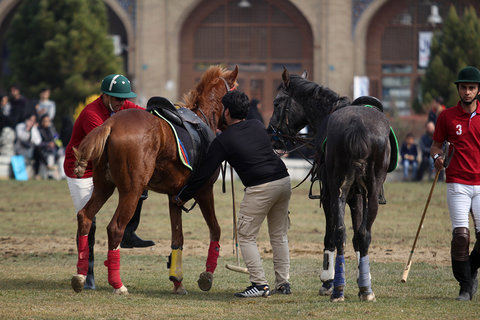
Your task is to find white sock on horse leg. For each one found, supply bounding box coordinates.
[320,250,335,281]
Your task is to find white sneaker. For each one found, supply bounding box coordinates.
[234,283,270,298]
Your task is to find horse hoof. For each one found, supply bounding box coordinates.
[172,283,188,295]
[197,271,213,291]
[113,285,129,295]
[71,274,86,293]
[359,292,376,302]
[319,286,333,296]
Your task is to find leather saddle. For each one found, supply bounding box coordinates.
[146,96,216,170]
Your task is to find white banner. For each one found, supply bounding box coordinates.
[418,31,433,68]
[353,76,369,99]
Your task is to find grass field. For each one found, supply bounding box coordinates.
[1,179,479,319]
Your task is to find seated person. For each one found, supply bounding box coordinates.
[36,114,60,179]
[15,114,41,163]
[400,133,418,181]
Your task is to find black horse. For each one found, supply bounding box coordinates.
[269,68,392,302]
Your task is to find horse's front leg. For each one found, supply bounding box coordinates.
[319,187,335,296]
[195,184,221,291]
[168,198,187,295]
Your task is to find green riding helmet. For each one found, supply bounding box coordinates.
[454,66,480,84]
[101,74,137,98]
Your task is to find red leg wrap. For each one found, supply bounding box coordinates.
[104,249,123,289]
[76,235,89,275]
[206,241,220,273]
[173,279,182,287]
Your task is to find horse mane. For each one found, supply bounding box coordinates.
[181,65,232,109]
[288,74,350,114]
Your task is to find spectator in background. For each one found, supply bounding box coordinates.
[0,94,15,157]
[1,93,11,120]
[428,96,446,124]
[9,85,34,127]
[36,114,59,179]
[246,99,264,125]
[35,88,56,121]
[416,121,436,181]
[15,113,41,163]
[400,133,418,181]
[57,115,74,179]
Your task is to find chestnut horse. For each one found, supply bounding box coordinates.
[71,65,238,295]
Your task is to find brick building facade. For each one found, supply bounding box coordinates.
[0,0,478,119]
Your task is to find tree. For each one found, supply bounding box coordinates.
[6,0,123,121]
[422,5,480,108]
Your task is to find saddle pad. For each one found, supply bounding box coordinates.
[152,110,193,171]
[388,127,398,173]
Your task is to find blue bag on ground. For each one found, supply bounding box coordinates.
[11,155,28,181]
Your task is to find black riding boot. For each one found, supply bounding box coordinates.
[470,232,480,297]
[121,190,155,248]
[470,249,480,297]
[452,259,472,301]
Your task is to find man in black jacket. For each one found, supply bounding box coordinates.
[174,90,292,298]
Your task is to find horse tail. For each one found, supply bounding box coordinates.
[344,122,369,191]
[73,124,112,178]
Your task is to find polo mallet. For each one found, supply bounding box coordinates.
[225,165,249,274]
[401,142,454,283]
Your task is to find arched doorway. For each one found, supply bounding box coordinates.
[366,0,480,115]
[180,0,313,124]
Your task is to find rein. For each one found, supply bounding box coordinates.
[270,96,318,190]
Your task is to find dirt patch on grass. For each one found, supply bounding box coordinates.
[0,235,450,266]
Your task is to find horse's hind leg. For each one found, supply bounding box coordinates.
[351,191,377,302]
[195,185,221,291]
[72,182,115,293]
[330,189,348,302]
[103,191,142,295]
[167,198,187,295]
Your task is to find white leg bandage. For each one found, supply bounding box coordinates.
[320,250,335,281]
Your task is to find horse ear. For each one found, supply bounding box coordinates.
[282,67,290,88]
[301,70,308,79]
[228,65,239,84]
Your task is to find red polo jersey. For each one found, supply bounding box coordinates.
[433,100,480,184]
[63,96,144,178]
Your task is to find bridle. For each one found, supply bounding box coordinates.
[270,91,314,161]
[218,76,236,128]
[195,76,234,129]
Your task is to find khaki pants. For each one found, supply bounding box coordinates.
[237,176,291,288]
